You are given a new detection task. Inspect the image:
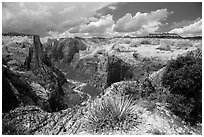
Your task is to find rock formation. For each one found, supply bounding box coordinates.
[44,37,87,64]
[2,105,85,135]
[70,53,135,90]
[2,35,68,112]
[2,35,201,135]
[2,65,40,113]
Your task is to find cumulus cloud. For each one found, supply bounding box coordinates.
[45,15,116,39]
[2,2,112,37]
[6,2,200,38]
[169,18,202,37]
[79,14,114,33]
[50,8,172,38]
[113,9,170,35]
[66,14,115,37]
[48,31,73,38]
[3,3,174,38]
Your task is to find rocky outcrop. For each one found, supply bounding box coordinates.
[44,37,87,64]
[2,35,68,112]
[107,55,134,87]
[97,81,201,135]
[70,53,108,89]
[2,66,20,112]
[149,67,166,87]
[43,37,165,91]
[2,37,32,71]
[2,75,90,134]
[25,35,52,70]
[2,105,86,135]
[71,53,134,90]
[2,35,202,135]
[2,65,42,113]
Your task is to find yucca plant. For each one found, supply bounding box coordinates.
[85,93,138,133]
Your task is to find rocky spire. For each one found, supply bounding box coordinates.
[25,35,51,70]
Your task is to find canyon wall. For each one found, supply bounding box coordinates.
[2,35,68,112]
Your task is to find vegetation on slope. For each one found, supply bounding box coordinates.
[85,93,138,133]
[161,53,202,125]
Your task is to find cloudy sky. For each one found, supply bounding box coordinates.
[2,2,202,38]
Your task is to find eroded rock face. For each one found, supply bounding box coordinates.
[27,35,52,70]
[2,35,95,135]
[44,37,87,64]
[2,35,202,135]
[71,53,134,90]
[2,65,23,112]
[2,64,45,113]
[43,37,165,91]
[2,36,32,71]
[2,105,85,135]
[2,35,67,112]
[107,55,134,87]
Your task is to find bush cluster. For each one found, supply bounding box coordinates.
[130,52,202,125]
[161,54,202,125]
[132,58,164,81]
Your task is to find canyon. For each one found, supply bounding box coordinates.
[2,33,202,135]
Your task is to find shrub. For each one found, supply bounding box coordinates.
[127,78,168,104]
[132,52,139,59]
[150,129,166,135]
[161,54,202,125]
[140,40,151,45]
[85,93,138,133]
[132,57,165,81]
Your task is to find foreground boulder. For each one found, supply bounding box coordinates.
[2,105,85,135]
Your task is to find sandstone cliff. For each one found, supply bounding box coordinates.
[44,37,87,64]
[2,35,67,112]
